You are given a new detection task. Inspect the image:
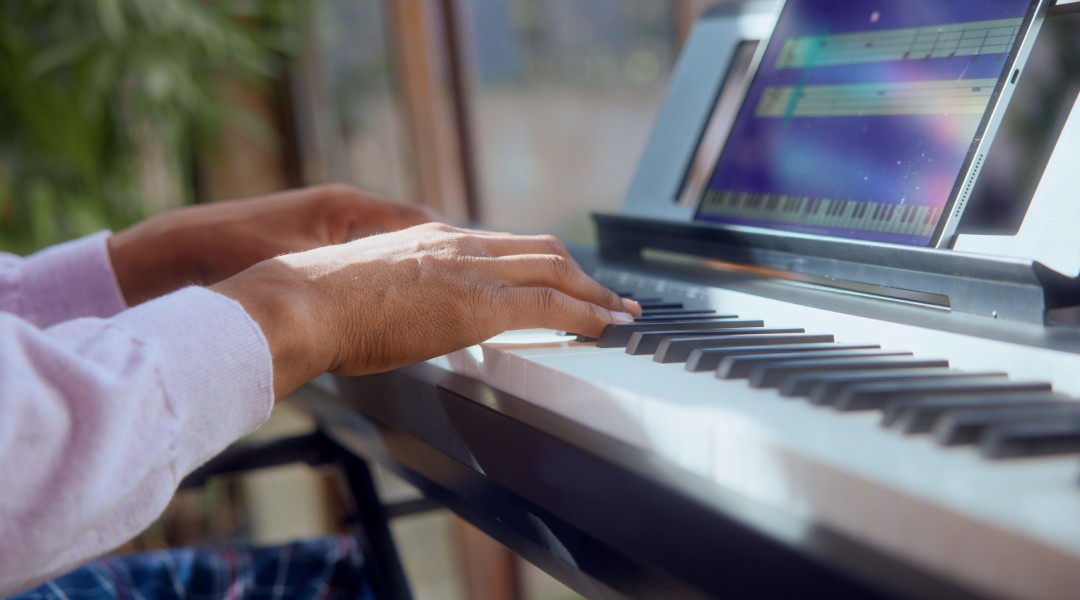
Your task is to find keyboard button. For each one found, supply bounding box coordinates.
[751,356,948,389]
[654,333,834,364]
[591,320,766,348]
[687,343,880,373]
[627,328,803,356]
[879,389,1064,431]
[718,349,910,380]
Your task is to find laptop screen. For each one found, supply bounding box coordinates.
[695,0,1038,246]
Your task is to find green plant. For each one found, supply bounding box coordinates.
[0,0,305,253]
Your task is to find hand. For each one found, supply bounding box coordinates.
[108,184,435,305]
[212,223,642,398]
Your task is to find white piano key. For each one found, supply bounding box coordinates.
[523,353,645,442]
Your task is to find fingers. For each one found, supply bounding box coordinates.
[389,225,641,338]
[342,202,436,239]
[314,184,437,238]
[499,287,634,338]
[390,202,439,226]
[473,232,575,259]
[433,227,641,317]
[480,254,634,315]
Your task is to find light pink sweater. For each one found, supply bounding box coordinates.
[0,232,274,593]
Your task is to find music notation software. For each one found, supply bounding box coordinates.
[696,1,1030,246]
[775,17,1021,68]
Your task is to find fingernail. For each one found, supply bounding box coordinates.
[611,311,634,323]
[621,298,641,314]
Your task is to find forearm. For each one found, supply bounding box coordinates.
[106,211,194,305]
[0,289,272,595]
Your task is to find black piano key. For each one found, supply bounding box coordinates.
[885,390,1071,433]
[751,356,948,389]
[981,418,1080,459]
[687,343,881,373]
[935,406,1080,446]
[630,297,663,304]
[638,308,716,317]
[797,369,987,403]
[655,333,834,364]
[834,375,1032,412]
[881,384,1058,427]
[636,301,684,310]
[591,319,766,348]
[633,314,736,323]
[628,328,804,357]
[561,315,732,336]
[717,349,909,379]
[845,379,1049,418]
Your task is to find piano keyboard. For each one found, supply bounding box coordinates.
[436,267,1080,600]
[573,298,1074,459]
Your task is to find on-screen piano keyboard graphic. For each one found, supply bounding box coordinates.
[700,189,942,237]
[436,269,1080,600]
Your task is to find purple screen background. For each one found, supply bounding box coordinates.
[696,0,1035,245]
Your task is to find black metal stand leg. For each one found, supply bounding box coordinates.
[338,450,415,600]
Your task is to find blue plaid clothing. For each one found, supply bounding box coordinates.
[11,535,375,600]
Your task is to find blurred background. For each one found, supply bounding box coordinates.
[0,1,729,599]
[0,0,735,255]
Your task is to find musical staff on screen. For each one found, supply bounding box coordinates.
[776,17,1022,69]
[755,78,997,118]
[700,190,941,237]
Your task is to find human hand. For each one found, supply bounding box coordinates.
[211,223,642,398]
[108,184,435,305]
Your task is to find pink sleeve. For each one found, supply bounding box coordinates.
[0,232,128,326]
[0,287,274,594]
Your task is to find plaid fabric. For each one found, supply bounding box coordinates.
[11,535,375,600]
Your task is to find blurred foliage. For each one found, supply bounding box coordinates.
[0,0,307,253]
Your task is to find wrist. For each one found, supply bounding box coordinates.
[211,258,334,399]
[108,216,188,305]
